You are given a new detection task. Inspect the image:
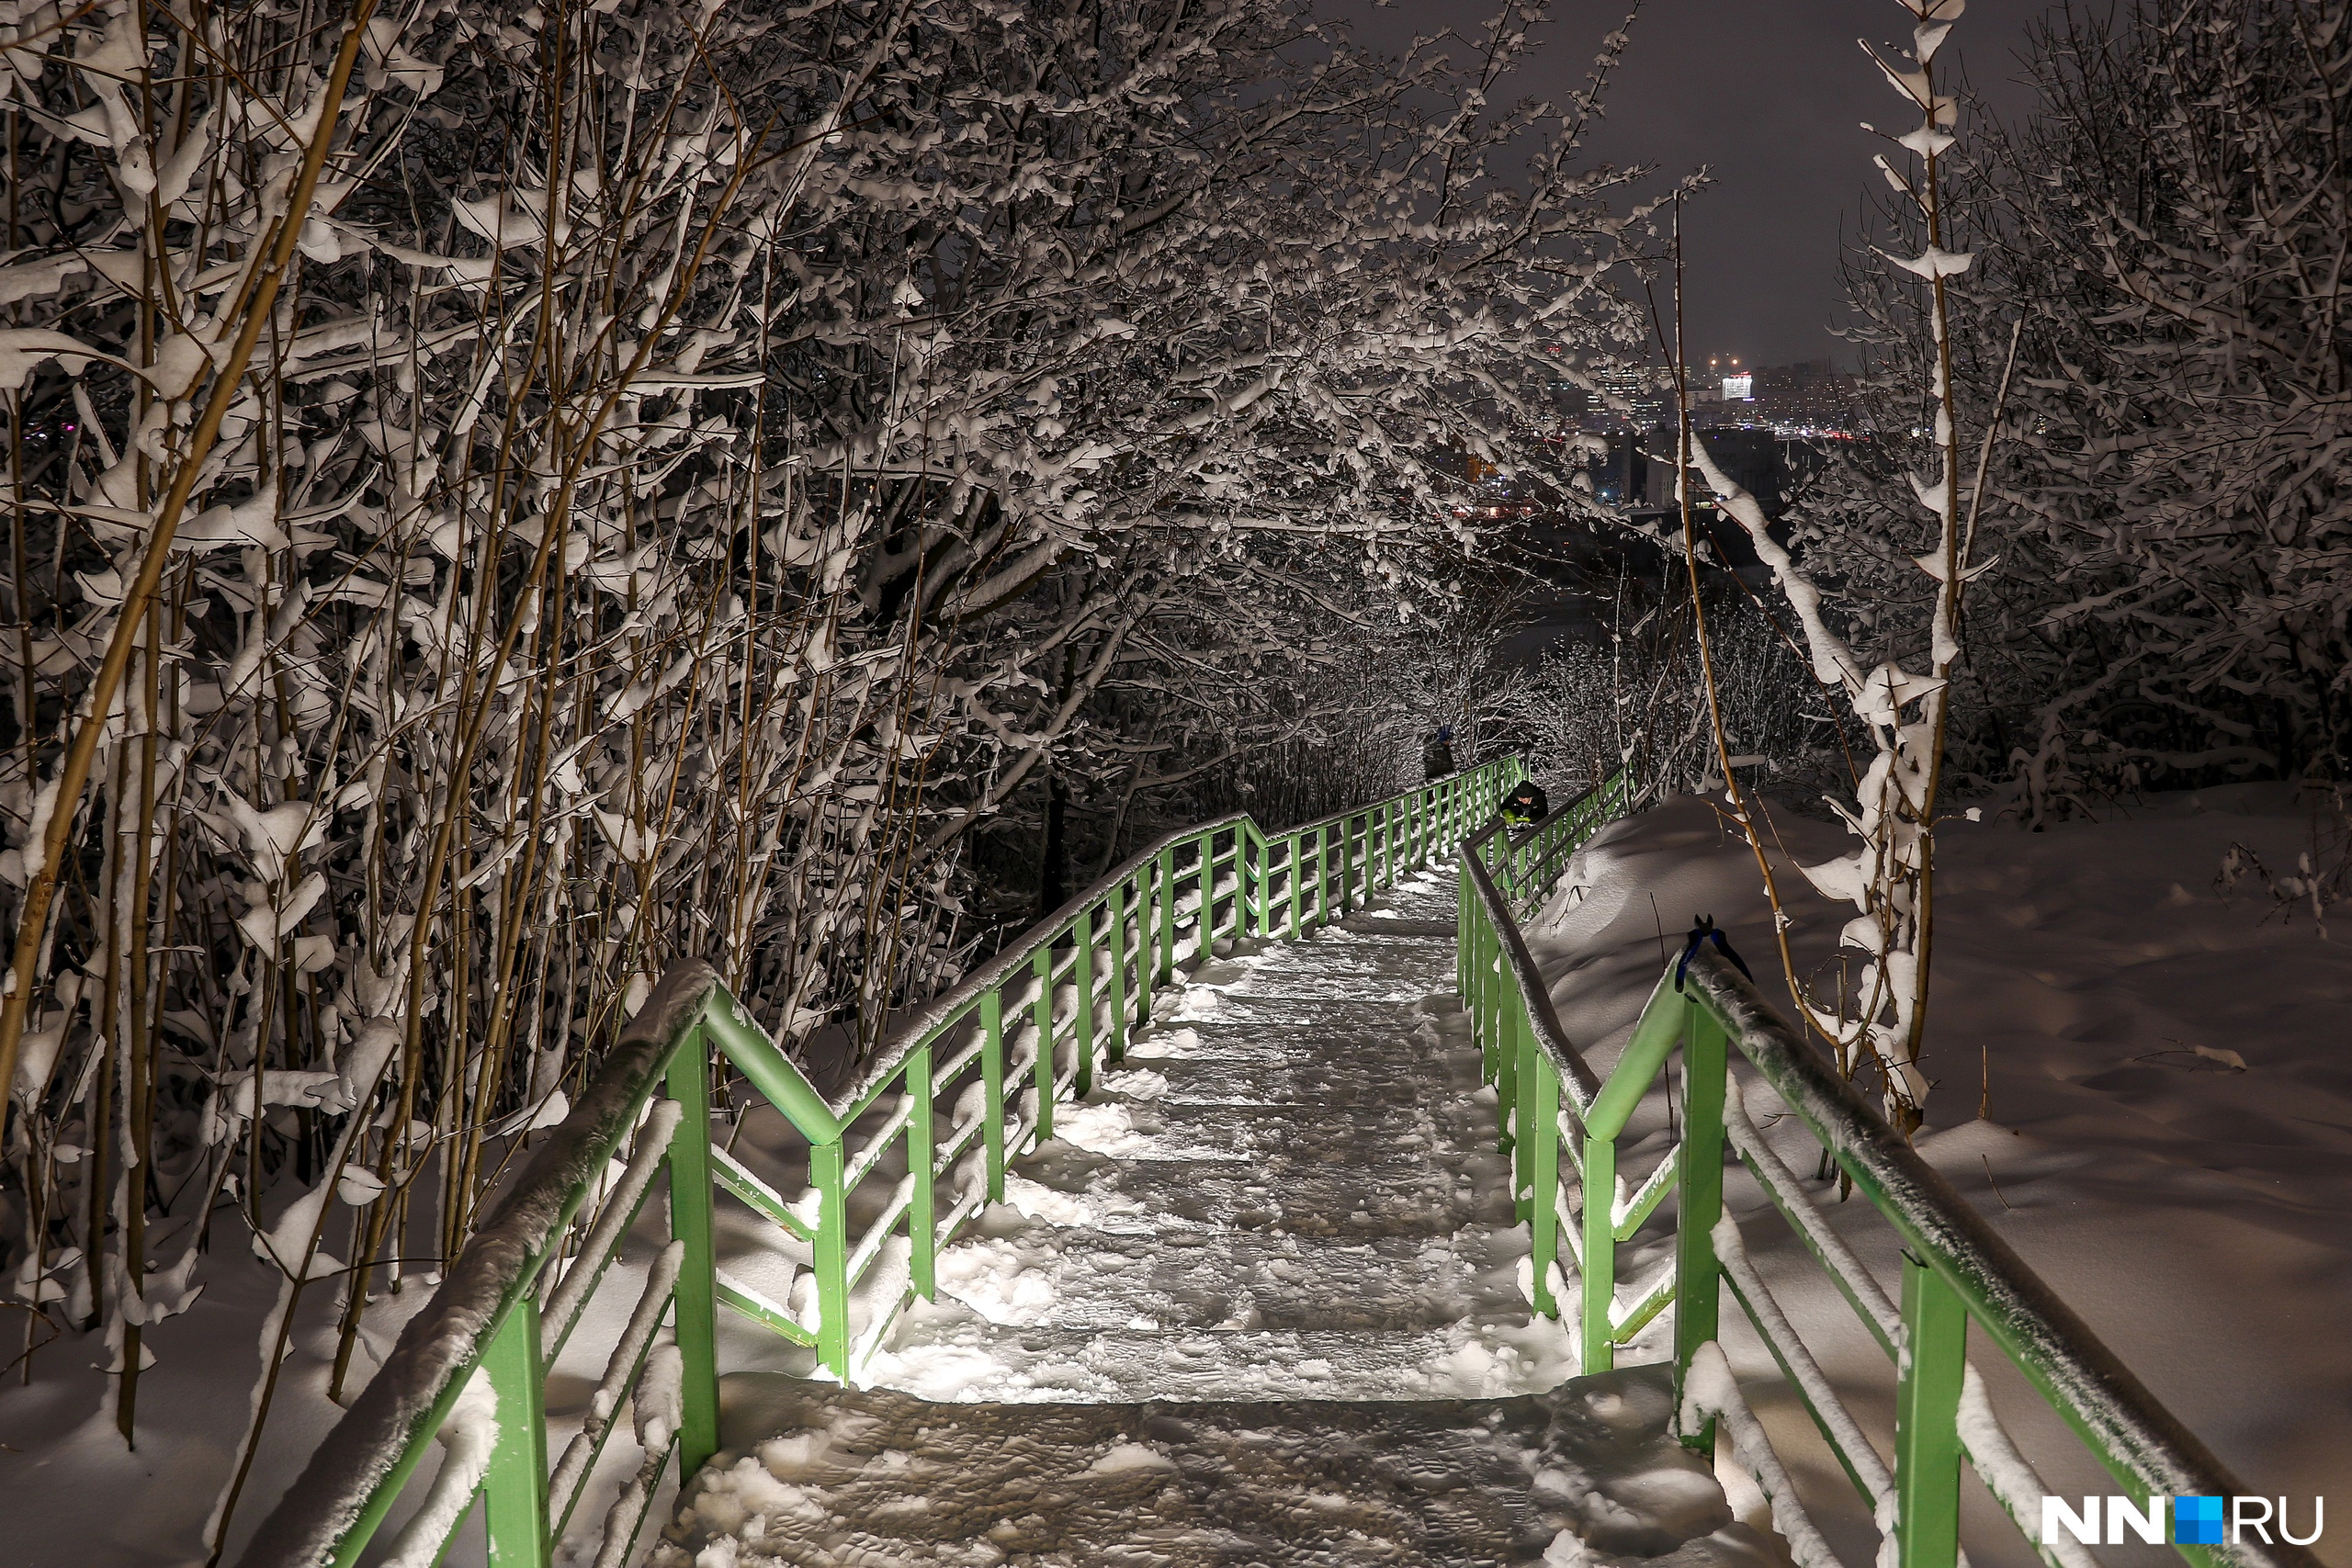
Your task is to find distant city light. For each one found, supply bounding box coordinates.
[1722,374,1753,400]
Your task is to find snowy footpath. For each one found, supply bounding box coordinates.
[659,868,1773,1568]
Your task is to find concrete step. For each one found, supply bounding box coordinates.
[928,1224,1533,1334]
[865,1303,1580,1404]
[666,1365,1773,1568]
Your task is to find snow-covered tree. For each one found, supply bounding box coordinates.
[1690,0,1984,1134]
[0,0,1652,1509]
[1985,0,2351,793]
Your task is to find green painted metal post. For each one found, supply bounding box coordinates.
[1673,1001,1728,1453]
[908,1043,936,1300]
[1527,1049,1560,1318]
[1894,1257,1969,1568]
[1251,830,1272,936]
[663,1034,720,1480]
[1134,876,1155,1035]
[1467,910,1485,1066]
[1032,948,1056,1144]
[481,1293,551,1568]
[1456,867,1470,998]
[1072,906,1096,1097]
[1106,882,1129,1062]
[811,1138,852,1379]
[1511,989,1537,1203]
[1287,836,1304,936]
[1261,830,1277,936]
[1581,1133,1618,1374]
[1314,826,1329,928]
[1480,921,1501,1080]
[1495,931,1520,1152]
[1198,832,1216,951]
[1158,848,1177,983]
[980,988,1006,1202]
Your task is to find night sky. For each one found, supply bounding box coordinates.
[1342,0,2060,369]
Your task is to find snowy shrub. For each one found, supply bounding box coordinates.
[0,0,1651,1515]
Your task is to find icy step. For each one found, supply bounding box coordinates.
[1011,1151,1516,1238]
[671,1366,1771,1568]
[1189,966,1455,1004]
[1044,1094,1500,1167]
[1120,1015,1469,1069]
[1158,991,1466,1028]
[865,1298,1583,1404]
[1114,1050,1488,1109]
[931,1224,1533,1333]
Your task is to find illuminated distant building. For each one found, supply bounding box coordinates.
[1721,373,1753,400]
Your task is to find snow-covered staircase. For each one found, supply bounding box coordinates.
[661,867,1770,1566]
[854,868,1577,1404]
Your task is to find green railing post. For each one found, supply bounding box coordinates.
[981,987,1006,1202]
[1106,881,1129,1062]
[481,1293,551,1568]
[1261,829,1277,935]
[1133,878,1155,1035]
[1314,826,1329,928]
[1456,866,1470,998]
[1673,1001,1728,1454]
[1198,831,1216,951]
[1494,930,1518,1151]
[1895,1256,1969,1568]
[1581,1132,1618,1374]
[908,1043,936,1300]
[664,1033,720,1480]
[1480,920,1501,1080]
[1157,847,1176,983]
[1250,829,1272,937]
[1031,947,1056,1144]
[1286,836,1304,936]
[1512,987,1540,1197]
[811,1138,851,1380]
[1072,906,1096,1097]
[1527,1049,1561,1318]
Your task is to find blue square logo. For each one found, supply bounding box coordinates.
[2175,1496,2225,1545]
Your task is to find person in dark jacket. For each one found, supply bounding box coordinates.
[1422,726,1455,781]
[1498,777,1549,826]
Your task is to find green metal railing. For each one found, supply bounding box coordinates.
[1460,794,2323,1568]
[236,758,1522,1568]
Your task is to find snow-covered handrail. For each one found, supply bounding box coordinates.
[1461,802,2322,1568]
[1677,944,2311,1568]
[1455,773,1638,1334]
[234,961,730,1568]
[237,759,1524,1568]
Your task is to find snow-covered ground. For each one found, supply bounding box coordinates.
[1529,787,2352,1568]
[0,1187,684,1568]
